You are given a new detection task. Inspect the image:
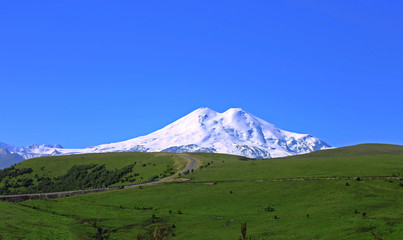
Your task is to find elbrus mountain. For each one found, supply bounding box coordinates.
[0,108,330,168]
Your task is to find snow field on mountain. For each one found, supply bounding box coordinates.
[1,108,330,161]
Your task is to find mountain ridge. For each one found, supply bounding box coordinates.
[58,107,331,158]
[1,107,330,168]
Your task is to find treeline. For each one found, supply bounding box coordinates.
[36,163,135,192]
[0,163,138,195]
[0,165,33,182]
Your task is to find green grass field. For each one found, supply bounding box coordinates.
[187,144,403,182]
[11,151,186,180]
[0,144,402,239]
[0,152,186,193]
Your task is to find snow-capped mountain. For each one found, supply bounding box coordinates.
[60,107,330,158]
[1,108,330,168]
[0,143,62,169]
[0,142,63,160]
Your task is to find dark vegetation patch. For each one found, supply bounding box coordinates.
[0,155,177,195]
[1,163,137,194]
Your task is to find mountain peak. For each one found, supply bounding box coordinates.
[225,107,246,113]
[192,107,217,114]
[192,107,249,116]
[1,108,331,167]
[73,107,330,159]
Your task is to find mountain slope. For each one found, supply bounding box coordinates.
[60,107,330,158]
[1,108,330,166]
[0,148,24,169]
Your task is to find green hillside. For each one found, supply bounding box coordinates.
[0,144,402,239]
[187,143,403,182]
[0,152,186,194]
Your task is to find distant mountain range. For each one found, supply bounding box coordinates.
[0,108,330,169]
[0,143,62,169]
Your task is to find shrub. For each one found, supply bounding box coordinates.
[239,222,247,240]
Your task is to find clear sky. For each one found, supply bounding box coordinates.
[1,1,402,148]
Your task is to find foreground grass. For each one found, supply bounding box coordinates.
[1,179,402,239]
[0,144,402,239]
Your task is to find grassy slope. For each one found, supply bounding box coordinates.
[187,144,403,181]
[0,152,186,190]
[0,144,402,239]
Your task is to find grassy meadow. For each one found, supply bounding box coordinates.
[0,152,186,194]
[10,151,186,180]
[0,144,402,239]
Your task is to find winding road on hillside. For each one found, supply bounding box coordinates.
[0,154,198,202]
[123,154,197,187]
[178,155,198,174]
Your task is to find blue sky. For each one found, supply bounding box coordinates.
[1,1,402,148]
